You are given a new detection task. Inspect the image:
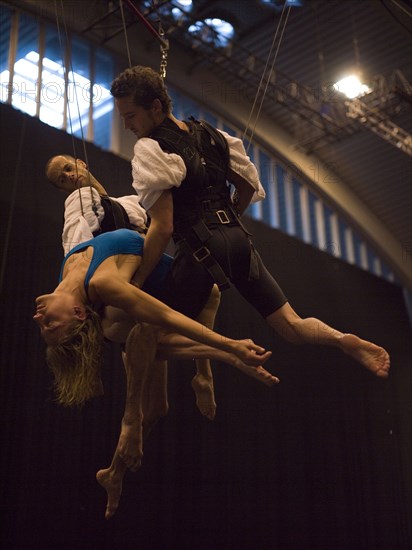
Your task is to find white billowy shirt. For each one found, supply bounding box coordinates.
[62,187,147,255]
[131,129,266,211]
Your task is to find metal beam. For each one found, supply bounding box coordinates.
[345,98,412,157]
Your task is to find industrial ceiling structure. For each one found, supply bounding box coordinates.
[3,0,412,287]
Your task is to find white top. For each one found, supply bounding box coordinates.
[62,188,147,254]
[131,128,266,211]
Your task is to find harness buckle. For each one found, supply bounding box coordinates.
[193,246,211,262]
[216,210,230,224]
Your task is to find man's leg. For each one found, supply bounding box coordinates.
[266,302,390,377]
[233,247,390,378]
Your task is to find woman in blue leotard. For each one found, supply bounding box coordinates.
[34,228,273,407]
[59,228,173,301]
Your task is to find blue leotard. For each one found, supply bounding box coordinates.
[59,228,173,299]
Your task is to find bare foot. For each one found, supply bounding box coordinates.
[340,334,390,378]
[232,358,280,386]
[96,468,123,520]
[191,373,216,420]
[118,421,143,472]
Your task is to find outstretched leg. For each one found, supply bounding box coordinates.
[266,302,390,377]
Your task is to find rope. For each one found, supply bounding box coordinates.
[54,0,99,220]
[0,116,26,295]
[119,0,132,68]
[242,2,291,153]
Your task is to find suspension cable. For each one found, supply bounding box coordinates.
[0,116,26,295]
[242,1,291,153]
[122,0,169,78]
[119,0,132,68]
[54,0,99,220]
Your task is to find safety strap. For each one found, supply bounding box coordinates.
[200,120,229,165]
[93,197,134,237]
[152,118,256,287]
[178,236,231,292]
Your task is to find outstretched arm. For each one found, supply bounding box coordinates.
[156,331,279,386]
[92,275,271,366]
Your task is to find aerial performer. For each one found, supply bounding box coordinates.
[109,65,390,380]
[38,157,278,518]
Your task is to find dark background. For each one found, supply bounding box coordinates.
[1,104,411,550]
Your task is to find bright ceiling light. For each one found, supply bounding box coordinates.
[333,75,371,99]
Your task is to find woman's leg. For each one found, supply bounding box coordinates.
[266,302,390,377]
[191,284,220,420]
[140,358,169,438]
[117,324,158,468]
[97,323,160,520]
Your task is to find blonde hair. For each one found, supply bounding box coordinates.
[46,306,104,407]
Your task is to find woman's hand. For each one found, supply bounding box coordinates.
[231,338,272,366]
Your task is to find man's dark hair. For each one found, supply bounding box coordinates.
[110,66,172,114]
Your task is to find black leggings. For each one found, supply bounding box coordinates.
[159,225,287,320]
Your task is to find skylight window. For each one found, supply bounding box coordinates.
[333,75,371,99]
[188,18,234,48]
[143,0,192,20]
[260,0,303,8]
[174,0,192,12]
[0,50,112,132]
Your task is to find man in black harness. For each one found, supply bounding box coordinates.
[110,65,390,379]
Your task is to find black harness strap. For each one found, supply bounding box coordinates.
[151,117,258,289]
[176,218,231,291]
[93,196,134,237]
